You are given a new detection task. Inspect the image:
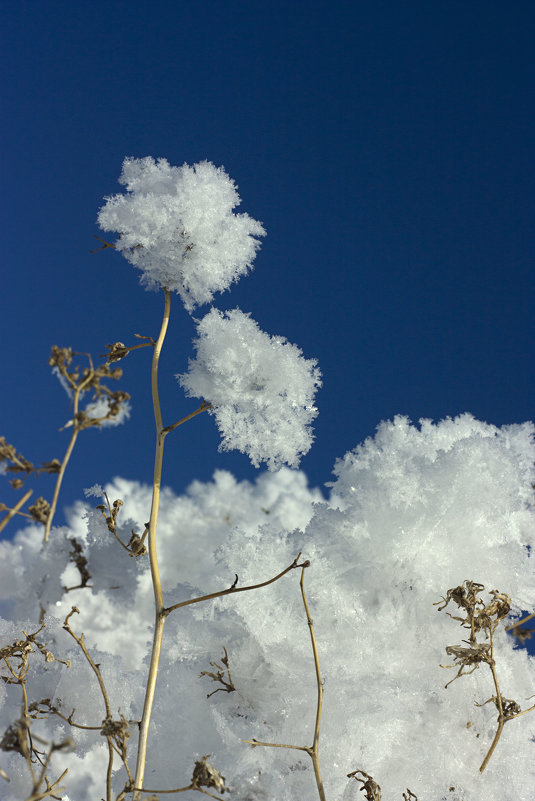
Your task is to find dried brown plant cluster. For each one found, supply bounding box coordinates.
[346,769,418,801]
[1,345,131,543]
[96,492,148,558]
[435,580,535,772]
[0,622,73,800]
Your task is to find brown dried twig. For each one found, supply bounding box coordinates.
[95,492,148,558]
[62,607,135,801]
[99,334,155,364]
[241,559,327,801]
[118,754,228,800]
[199,647,235,698]
[41,346,130,542]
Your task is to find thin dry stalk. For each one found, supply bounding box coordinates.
[0,488,33,534]
[95,492,148,558]
[44,348,130,542]
[63,607,135,800]
[120,754,228,799]
[242,560,327,801]
[0,348,129,542]
[130,286,305,800]
[131,288,172,800]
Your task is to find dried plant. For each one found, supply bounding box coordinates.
[0,346,130,542]
[0,622,73,800]
[436,580,535,772]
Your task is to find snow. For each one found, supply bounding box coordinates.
[178,307,322,469]
[97,158,266,311]
[1,417,534,801]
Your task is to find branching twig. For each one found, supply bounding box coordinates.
[165,552,304,615]
[0,622,73,799]
[99,334,155,364]
[95,492,148,558]
[63,607,134,800]
[43,347,130,542]
[199,647,236,698]
[0,488,33,533]
[242,559,327,801]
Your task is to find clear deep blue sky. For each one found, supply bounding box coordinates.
[1,2,534,530]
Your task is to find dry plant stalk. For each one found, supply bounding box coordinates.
[241,559,327,801]
[345,769,418,801]
[0,622,73,800]
[0,346,130,542]
[62,607,137,799]
[92,288,311,800]
[1,286,316,800]
[435,579,535,772]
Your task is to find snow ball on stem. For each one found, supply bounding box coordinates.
[177,308,322,470]
[97,157,266,311]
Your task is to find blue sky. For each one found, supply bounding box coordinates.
[2,1,534,533]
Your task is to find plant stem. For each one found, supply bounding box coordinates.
[132,288,171,800]
[0,488,33,534]
[242,562,326,801]
[43,368,95,543]
[505,611,535,631]
[299,564,326,801]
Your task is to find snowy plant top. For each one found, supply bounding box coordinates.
[97,157,266,311]
[177,308,322,470]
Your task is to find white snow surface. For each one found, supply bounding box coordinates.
[1,415,535,801]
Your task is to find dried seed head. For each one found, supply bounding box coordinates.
[191,754,228,794]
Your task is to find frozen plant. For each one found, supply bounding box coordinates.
[1,157,326,800]
[1,158,535,801]
[96,157,266,311]
[436,580,535,772]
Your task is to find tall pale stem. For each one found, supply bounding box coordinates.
[132,288,171,800]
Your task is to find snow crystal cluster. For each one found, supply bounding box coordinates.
[97,157,266,311]
[1,415,534,801]
[178,308,322,469]
[97,156,320,469]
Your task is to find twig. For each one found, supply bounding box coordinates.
[43,355,96,542]
[0,488,33,534]
[165,552,303,615]
[242,560,327,801]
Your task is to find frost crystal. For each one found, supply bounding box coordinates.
[83,396,131,427]
[97,157,266,311]
[177,308,322,469]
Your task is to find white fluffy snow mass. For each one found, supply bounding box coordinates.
[177,307,322,469]
[97,157,266,311]
[1,415,534,801]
